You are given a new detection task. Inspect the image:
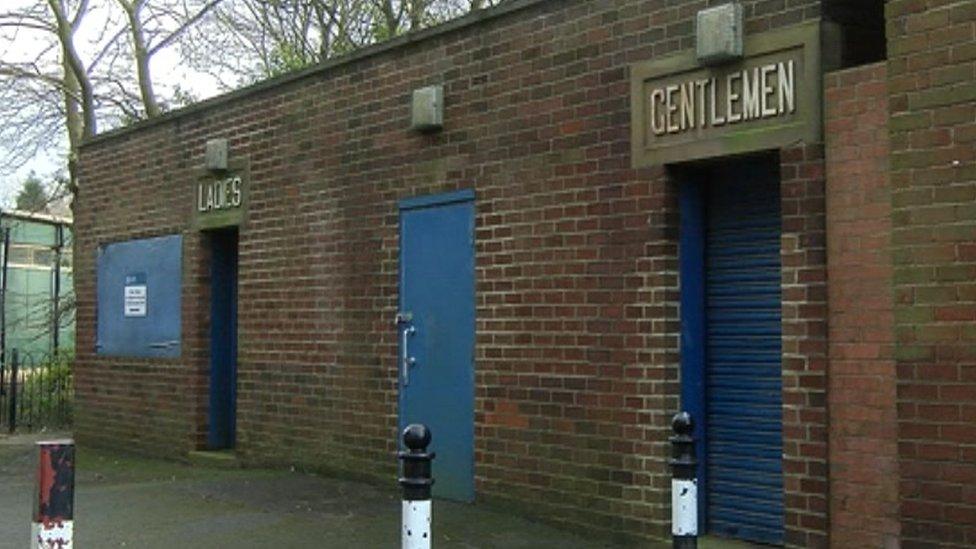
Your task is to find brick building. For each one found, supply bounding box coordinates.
[74,0,974,547]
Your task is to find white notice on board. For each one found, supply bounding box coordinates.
[124,285,147,317]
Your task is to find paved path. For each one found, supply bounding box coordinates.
[0,433,635,548]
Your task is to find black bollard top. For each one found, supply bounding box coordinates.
[670,411,697,475]
[399,423,434,501]
[672,412,694,436]
[402,423,431,452]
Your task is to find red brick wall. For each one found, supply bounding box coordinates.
[76,0,831,541]
[780,143,830,548]
[887,0,976,547]
[825,62,899,549]
[72,143,213,454]
[887,1,976,546]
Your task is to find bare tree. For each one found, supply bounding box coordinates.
[180,0,379,85]
[0,0,221,196]
[184,0,508,88]
[0,1,97,189]
[114,0,223,117]
[1,0,509,197]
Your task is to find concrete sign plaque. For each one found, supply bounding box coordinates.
[631,21,823,167]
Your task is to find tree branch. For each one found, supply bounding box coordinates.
[148,0,224,55]
[46,0,96,137]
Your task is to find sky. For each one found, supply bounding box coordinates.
[0,0,223,206]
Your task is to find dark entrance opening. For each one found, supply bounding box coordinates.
[677,154,784,545]
[825,0,887,67]
[208,228,238,450]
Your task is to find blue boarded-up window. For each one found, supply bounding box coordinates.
[96,235,182,358]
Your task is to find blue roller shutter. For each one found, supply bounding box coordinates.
[704,170,783,545]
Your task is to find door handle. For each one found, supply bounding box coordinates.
[394,312,413,326]
[401,325,416,386]
[396,312,417,385]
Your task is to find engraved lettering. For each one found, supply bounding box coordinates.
[198,176,244,214]
[231,177,243,207]
[666,85,680,133]
[761,63,777,118]
[697,79,709,129]
[650,88,666,135]
[197,184,207,213]
[217,179,227,209]
[742,67,761,121]
[709,78,725,126]
[778,60,795,114]
[680,82,695,131]
[727,72,742,124]
[643,57,801,140]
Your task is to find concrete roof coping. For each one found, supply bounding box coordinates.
[4,209,73,225]
[81,0,550,149]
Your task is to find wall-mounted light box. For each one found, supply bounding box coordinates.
[411,85,444,132]
[697,3,744,66]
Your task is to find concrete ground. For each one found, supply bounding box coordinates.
[0,433,639,548]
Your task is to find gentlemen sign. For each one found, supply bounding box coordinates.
[193,165,248,229]
[648,60,795,135]
[631,21,822,166]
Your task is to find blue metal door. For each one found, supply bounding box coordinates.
[398,190,475,502]
[96,235,182,358]
[208,229,238,449]
[704,165,783,544]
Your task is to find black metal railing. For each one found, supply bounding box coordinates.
[0,350,73,433]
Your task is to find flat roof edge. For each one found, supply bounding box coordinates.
[3,209,73,225]
[81,0,551,149]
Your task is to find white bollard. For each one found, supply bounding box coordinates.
[671,412,698,549]
[402,500,432,549]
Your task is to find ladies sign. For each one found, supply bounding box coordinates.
[192,164,249,229]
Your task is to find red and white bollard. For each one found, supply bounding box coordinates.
[32,439,75,548]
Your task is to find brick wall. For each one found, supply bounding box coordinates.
[824,62,899,549]
[887,1,976,546]
[76,0,830,541]
[779,143,829,548]
[73,142,213,455]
